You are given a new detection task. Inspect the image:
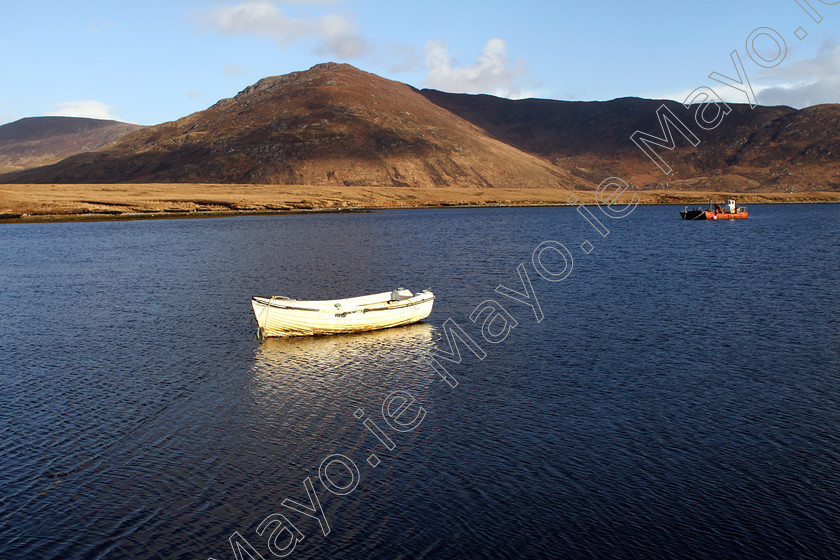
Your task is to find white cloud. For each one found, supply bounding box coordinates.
[755,40,840,108]
[312,12,366,58]
[200,0,366,58]
[46,100,122,121]
[422,38,532,99]
[203,1,306,45]
[650,39,840,109]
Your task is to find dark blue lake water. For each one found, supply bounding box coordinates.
[1,204,838,559]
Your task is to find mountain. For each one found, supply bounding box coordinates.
[0,63,579,190]
[1,63,838,192]
[0,117,144,174]
[419,91,840,191]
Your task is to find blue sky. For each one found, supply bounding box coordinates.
[1,0,839,126]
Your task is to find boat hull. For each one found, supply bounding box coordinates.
[252,291,435,337]
[680,210,749,220]
[711,211,749,219]
[680,209,707,220]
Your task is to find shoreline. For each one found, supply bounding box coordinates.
[2,183,839,224]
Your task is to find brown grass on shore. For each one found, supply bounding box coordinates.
[1,183,838,223]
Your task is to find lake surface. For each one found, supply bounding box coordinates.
[1,204,838,559]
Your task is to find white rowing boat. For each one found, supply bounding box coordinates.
[251,288,435,338]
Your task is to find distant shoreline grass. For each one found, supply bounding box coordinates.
[1,183,838,224]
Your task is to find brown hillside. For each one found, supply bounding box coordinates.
[3,64,837,193]
[0,117,143,173]
[420,91,840,192]
[0,64,580,190]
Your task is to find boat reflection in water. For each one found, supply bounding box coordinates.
[252,322,435,380]
[248,322,437,430]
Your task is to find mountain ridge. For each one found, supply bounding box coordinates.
[0,116,144,173]
[1,63,838,192]
[418,90,840,191]
[0,63,580,190]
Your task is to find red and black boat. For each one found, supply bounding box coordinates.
[681,199,748,220]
